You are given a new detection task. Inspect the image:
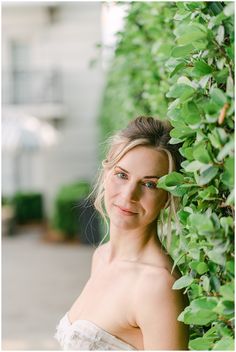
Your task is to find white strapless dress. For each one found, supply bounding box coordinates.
[54,312,137,350]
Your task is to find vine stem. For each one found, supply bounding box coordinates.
[218,103,229,125]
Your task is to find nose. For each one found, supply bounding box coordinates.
[121,181,141,203]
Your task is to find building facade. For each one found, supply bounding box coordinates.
[2,2,106,216]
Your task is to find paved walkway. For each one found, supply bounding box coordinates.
[2,226,95,350]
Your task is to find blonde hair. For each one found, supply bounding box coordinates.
[88,116,183,252]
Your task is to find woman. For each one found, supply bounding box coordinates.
[55,116,189,350]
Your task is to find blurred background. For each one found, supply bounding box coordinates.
[2,1,128,350]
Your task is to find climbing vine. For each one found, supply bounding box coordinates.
[99,2,234,349]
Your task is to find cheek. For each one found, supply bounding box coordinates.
[146,190,168,214]
[105,174,123,193]
[104,175,119,204]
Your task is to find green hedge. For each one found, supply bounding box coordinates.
[99,2,234,350]
[2,196,12,206]
[52,181,91,239]
[13,192,44,224]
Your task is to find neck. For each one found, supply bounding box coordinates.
[106,222,164,263]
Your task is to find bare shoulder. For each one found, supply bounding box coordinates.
[138,265,187,303]
[137,265,176,297]
[134,266,189,350]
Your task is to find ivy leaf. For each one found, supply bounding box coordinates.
[179,146,193,160]
[175,23,207,45]
[216,25,224,45]
[208,127,228,149]
[196,262,209,275]
[199,74,212,89]
[157,172,184,191]
[223,3,234,16]
[210,88,227,106]
[193,142,213,164]
[212,336,234,350]
[188,213,215,233]
[178,209,190,225]
[221,157,234,189]
[188,246,200,261]
[191,297,218,310]
[219,282,234,301]
[172,275,194,289]
[226,189,234,206]
[209,12,227,28]
[202,275,210,293]
[226,261,234,275]
[197,166,219,186]
[182,101,201,124]
[217,138,234,161]
[192,39,208,50]
[214,67,229,84]
[171,44,194,58]
[170,62,186,78]
[174,11,190,21]
[165,57,182,72]
[208,248,226,266]
[163,172,184,186]
[169,137,183,144]
[167,107,181,121]
[189,337,213,350]
[220,217,233,236]
[170,119,195,138]
[210,275,221,291]
[166,83,195,101]
[180,308,217,325]
[198,185,219,200]
[184,160,204,172]
[214,300,234,316]
[226,76,234,98]
[184,2,205,10]
[193,60,213,76]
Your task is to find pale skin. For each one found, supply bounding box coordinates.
[68,145,189,350]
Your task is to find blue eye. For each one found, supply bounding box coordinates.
[115,172,127,179]
[144,181,156,189]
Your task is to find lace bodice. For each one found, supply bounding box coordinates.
[54,312,137,350]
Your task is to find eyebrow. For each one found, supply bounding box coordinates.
[115,165,161,179]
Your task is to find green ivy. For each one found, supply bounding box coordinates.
[98,2,234,350]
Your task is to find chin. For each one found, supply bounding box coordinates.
[109,214,142,231]
[111,219,140,230]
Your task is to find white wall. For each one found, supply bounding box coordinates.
[2,2,105,216]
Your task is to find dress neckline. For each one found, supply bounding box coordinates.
[66,312,137,350]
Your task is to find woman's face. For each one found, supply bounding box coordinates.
[104,145,169,230]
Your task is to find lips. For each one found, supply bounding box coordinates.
[115,205,138,215]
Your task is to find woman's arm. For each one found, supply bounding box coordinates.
[134,269,189,350]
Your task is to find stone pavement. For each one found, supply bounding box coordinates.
[2,226,95,350]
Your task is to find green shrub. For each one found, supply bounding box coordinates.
[13,192,44,224]
[52,180,91,239]
[99,2,234,350]
[2,196,12,206]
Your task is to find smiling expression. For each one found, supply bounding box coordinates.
[104,145,170,230]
